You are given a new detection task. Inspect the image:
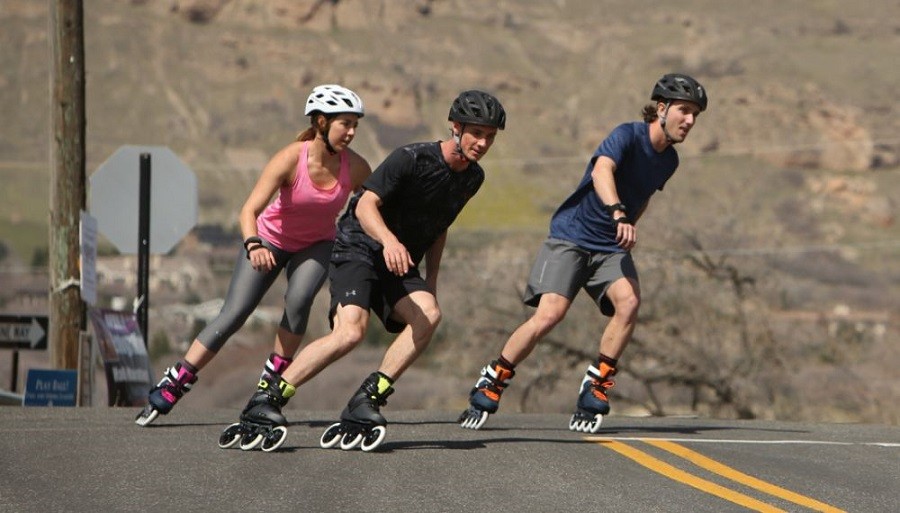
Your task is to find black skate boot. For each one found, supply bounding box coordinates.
[219,353,295,452]
[320,372,394,452]
[135,361,198,426]
[568,362,616,434]
[459,359,515,430]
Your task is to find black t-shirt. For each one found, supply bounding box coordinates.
[332,141,484,265]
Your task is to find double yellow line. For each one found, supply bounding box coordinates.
[589,438,844,512]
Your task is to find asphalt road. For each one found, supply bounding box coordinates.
[1,408,897,512]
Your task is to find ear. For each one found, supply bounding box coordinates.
[450,121,462,136]
[315,114,329,131]
[656,101,667,116]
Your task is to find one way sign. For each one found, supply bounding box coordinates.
[0,315,49,350]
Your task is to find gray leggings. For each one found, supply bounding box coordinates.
[196,239,332,353]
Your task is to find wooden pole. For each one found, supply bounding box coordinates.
[48,0,86,369]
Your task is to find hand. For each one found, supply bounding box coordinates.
[249,245,276,272]
[382,240,414,276]
[614,218,637,250]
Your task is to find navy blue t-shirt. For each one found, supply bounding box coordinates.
[549,122,678,252]
[332,141,484,265]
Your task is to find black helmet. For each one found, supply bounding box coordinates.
[651,73,708,112]
[448,90,506,129]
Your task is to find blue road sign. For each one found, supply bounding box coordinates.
[23,369,78,407]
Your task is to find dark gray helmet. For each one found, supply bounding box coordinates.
[651,73,707,112]
[448,90,506,129]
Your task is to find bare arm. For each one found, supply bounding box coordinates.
[346,149,373,191]
[356,190,414,276]
[239,142,300,270]
[590,155,636,250]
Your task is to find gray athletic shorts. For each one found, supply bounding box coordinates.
[522,238,638,317]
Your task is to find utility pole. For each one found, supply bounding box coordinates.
[48,0,86,369]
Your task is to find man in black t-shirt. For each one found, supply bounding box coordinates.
[257,90,506,451]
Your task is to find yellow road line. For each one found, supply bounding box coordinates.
[644,439,845,513]
[595,440,786,512]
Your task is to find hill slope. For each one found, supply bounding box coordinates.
[1,0,898,423]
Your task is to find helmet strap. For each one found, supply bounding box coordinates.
[319,115,338,155]
[323,131,338,155]
[659,101,677,144]
[451,124,469,162]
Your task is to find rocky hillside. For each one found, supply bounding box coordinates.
[1,0,898,422]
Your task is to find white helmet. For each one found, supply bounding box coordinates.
[305,84,365,117]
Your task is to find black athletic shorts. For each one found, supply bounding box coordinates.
[328,259,430,334]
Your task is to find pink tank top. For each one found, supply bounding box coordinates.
[256,141,353,252]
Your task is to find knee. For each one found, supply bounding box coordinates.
[532,302,567,333]
[334,321,367,351]
[413,304,442,334]
[612,291,640,321]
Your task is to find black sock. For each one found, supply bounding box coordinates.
[597,353,618,369]
[180,360,199,374]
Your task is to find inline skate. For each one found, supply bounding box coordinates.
[458,359,515,430]
[219,353,295,452]
[320,372,394,452]
[134,362,197,426]
[568,362,616,433]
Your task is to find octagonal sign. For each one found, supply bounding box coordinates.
[90,145,197,254]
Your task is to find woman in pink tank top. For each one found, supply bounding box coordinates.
[137,85,372,435]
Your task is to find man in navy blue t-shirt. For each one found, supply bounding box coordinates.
[460,74,708,433]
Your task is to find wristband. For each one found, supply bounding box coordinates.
[243,236,264,259]
[243,236,262,251]
[613,216,631,226]
[604,203,627,215]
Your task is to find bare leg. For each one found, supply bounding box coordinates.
[183,340,217,370]
[377,290,442,380]
[280,304,370,386]
[499,293,571,365]
[273,328,303,359]
[597,277,640,359]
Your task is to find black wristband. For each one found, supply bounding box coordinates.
[604,203,627,215]
[614,216,631,225]
[243,236,264,259]
[243,236,263,251]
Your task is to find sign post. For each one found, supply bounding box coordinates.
[136,153,151,341]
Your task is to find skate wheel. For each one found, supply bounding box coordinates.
[239,431,264,451]
[459,409,489,430]
[260,426,287,452]
[568,413,603,433]
[360,426,386,452]
[340,431,363,450]
[218,423,242,449]
[586,414,603,433]
[134,407,159,427]
[319,423,344,449]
